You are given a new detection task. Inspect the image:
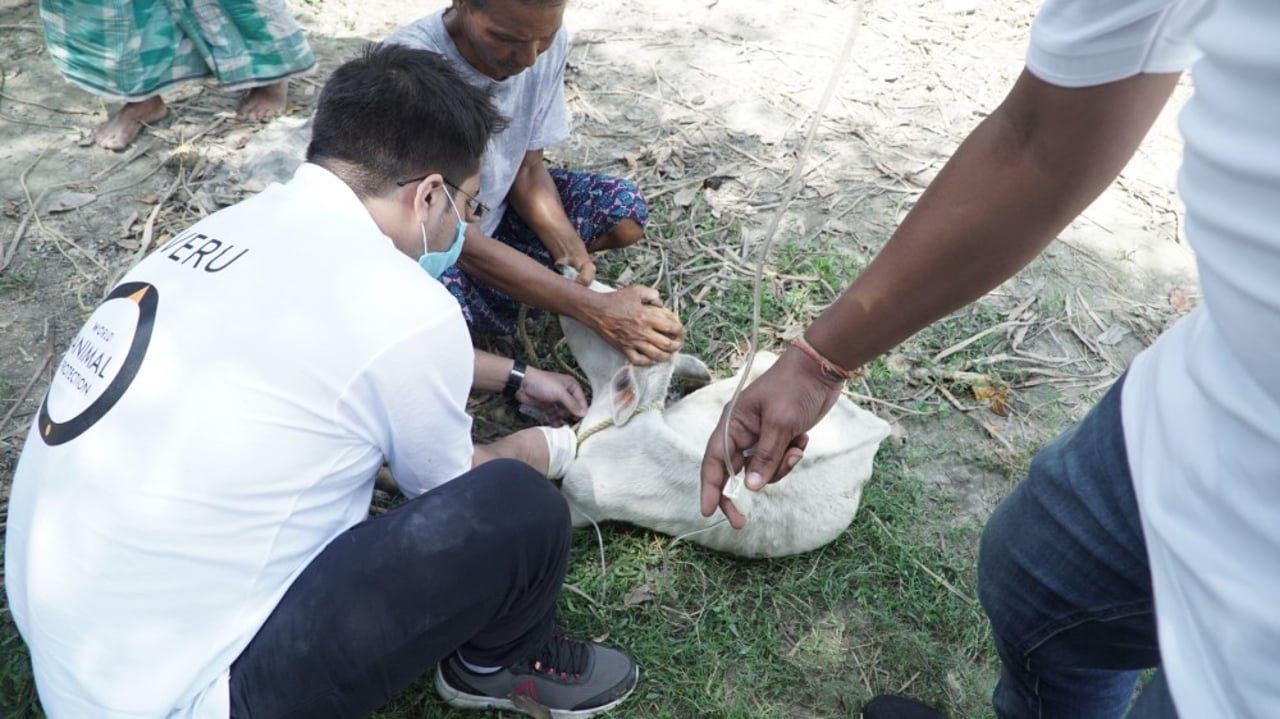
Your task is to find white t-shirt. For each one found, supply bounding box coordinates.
[387,9,572,238]
[1030,0,1280,715]
[3,163,475,718]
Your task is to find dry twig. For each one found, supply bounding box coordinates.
[0,352,53,441]
[4,145,56,274]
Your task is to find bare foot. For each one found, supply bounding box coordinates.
[93,97,168,151]
[236,81,289,122]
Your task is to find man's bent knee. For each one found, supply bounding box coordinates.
[389,460,569,555]
[594,218,644,251]
[467,458,571,531]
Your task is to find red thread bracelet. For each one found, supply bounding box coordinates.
[790,336,858,383]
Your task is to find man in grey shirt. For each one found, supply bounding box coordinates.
[389,0,684,366]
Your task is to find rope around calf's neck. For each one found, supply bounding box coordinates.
[573,401,665,450]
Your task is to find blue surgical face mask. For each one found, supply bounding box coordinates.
[418,188,467,279]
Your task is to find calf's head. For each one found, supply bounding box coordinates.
[556,268,710,429]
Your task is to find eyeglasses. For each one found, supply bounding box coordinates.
[396,174,488,219]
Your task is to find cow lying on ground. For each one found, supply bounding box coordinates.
[557,271,890,558]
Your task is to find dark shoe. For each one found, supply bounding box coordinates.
[435,631,638,717]
[861,694,950,719]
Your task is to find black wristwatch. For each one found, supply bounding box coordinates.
[503,359,527,399]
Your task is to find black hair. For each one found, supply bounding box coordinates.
[306,43,507,197]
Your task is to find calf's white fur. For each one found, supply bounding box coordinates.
[558,274,890,558]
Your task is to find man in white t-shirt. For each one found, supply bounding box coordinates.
[388,0,687,367]
[4,44,638,718]
[701,0,1279,717]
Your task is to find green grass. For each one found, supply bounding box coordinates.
[0,261,39,294]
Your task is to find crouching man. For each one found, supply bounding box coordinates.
[388,0,686,367]
[3,45,637,718]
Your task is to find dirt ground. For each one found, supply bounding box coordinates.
[0,0,1197,601]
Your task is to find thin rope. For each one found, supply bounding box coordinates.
[569,502,609,604]
[719,2,866,491]
[670,516,730,547]
[574,401,665,449]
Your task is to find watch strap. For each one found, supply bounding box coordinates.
[503,359,527,399]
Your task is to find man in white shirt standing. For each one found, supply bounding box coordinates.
[4,44,638,718]
[701,0,1280,717]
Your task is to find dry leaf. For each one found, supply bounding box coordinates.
[971,381,996,402]
[972,381,1010,417]
[623,583,656,606]
[885,354,911,375]
[672,186,699,208]
[45,191,97,214]
[989,393,1010,418]
[888,421,909,446]
[140,193,158,205]
[1095,325,1128,346]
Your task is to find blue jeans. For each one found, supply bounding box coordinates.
[978,375,1178,718]
[227,459,571,718]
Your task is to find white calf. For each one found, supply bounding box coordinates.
[558,274,890,558]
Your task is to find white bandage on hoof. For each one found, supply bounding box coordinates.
[538,425,578,479]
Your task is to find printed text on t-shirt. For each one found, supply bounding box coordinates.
[159,230,249,272]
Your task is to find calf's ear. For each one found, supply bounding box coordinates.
[672,353,712,387]
[610,366,641,426]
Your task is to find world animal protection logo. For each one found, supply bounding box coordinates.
[37,282,158,446]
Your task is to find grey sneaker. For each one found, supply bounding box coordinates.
[435,631,639,718]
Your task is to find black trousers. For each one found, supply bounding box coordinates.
[228,459,571,718]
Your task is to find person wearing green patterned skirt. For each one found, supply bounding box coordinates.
[39,0,316,150]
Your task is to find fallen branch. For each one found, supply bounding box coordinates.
[843,389,932,416]
[2,145,54,273]
[931,320,1029,364]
